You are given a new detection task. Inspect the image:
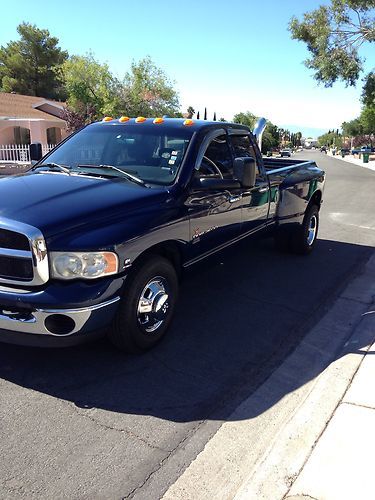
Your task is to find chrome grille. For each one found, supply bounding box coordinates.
[0,218,49,286]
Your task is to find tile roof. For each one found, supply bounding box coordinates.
[0,92,66,123]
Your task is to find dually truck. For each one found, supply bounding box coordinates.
[0,117,325,352]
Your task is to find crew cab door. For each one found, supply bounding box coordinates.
[229,131,270,234]
[185,130,243,258]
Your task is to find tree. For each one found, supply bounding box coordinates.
[234,112,282,152]
[289,1,375,87]
[262,130,278,152]
[62,53,120,130]
[0,22,68,99]
[342,114,373,145]
[362,71,375,106]
[342,117,363,136]
[119,56,180,117]
[263,122,281,152]
[233,111,257,129]
[187,106,195,118]
[359,105,375,135]
[342,71,374,145]
[62,54,181,130]
[318,130,343,147]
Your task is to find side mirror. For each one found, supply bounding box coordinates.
[30,143,42,162]
[234,157,256,188]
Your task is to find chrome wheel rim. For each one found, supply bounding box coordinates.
[307,215,317,246]
[137,277,170,333]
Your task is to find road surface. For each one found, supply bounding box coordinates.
[0,151,374,499]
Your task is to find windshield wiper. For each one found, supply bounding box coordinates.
[35,162,71,175]
[76,164,147,187]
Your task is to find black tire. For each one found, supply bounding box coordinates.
[275,204,319,255]
[290,204,320,255]
[108,256,178,353]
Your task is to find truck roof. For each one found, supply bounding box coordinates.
[89,117,251,133]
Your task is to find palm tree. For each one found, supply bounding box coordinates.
[187,106,195,119]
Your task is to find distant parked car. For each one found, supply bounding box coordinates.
[340,148,350,156]
[320,146,327,153]
[352,146,374,154]
[280,149,292,157]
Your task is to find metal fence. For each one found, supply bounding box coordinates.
[0,144,56,162]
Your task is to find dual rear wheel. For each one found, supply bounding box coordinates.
[275,204,320,255]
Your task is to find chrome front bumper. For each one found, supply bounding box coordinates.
[0,296,120,337]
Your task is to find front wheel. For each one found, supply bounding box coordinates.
[108,256,178,352]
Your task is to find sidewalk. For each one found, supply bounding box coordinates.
[327,150,375,172]
[236,252,375,500]
[286,334,375,500]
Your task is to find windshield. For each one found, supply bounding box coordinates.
[39,124,193,185]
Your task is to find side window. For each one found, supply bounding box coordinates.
[230,135,260,175]
[201,134,233,178]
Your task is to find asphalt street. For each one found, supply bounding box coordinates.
[0,151,374,499]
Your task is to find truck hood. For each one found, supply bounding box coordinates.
[0,172,170,239]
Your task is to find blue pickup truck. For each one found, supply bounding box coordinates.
[0,117,325,352]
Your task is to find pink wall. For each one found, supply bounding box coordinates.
[0,119,68,145]
[0,126,15,143]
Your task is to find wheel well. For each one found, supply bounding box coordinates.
[308,190,322,210]
[132,241,183,277]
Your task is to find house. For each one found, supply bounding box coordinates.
[0,92,69,146]
[302,137,318,149]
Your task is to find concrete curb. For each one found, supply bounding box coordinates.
[327,152,375,172]
[162,252,375,500]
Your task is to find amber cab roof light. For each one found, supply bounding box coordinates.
[100,117,199,126]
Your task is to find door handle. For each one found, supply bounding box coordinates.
[228,195,242,203]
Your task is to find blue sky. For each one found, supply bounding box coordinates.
[1,0,374,137]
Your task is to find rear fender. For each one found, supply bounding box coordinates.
[277,184,323,227]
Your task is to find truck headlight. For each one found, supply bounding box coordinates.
[51,252,119,279]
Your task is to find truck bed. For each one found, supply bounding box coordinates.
[263,159,323,199]
[263,158,314,171]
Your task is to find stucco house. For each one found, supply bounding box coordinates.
[0,92,69,146]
